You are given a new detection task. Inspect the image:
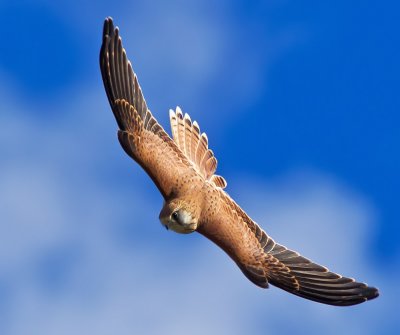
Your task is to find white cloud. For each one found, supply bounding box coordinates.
[229,171,386,334]
[0,83,389,334]
[233,171,376,272]
[0,2,393,332]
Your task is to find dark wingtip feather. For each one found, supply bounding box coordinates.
[363,285,379,301]
[103,17,114,38]
[99,18,160,136]
[261,237,381,306]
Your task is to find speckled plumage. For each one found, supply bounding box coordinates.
[100,17,379,306]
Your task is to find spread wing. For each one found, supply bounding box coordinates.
[100,17,194,198]
[198,193,379,306]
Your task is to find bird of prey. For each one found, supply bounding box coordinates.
[100,17,379,306]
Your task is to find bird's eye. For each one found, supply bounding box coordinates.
[172,211,179,221]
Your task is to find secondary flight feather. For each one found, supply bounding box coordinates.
[100,17,379,306]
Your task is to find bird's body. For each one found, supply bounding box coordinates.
[100,17,379,306]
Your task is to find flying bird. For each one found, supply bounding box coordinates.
[100,17,379,306]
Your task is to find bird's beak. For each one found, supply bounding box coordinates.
[161,218,170,231]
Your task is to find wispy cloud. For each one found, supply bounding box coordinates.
[0,1,396,333]
[0,80,391,334]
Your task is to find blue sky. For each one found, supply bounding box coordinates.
[0,0,398,334]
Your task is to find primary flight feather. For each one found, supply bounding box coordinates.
[100,17,379,306]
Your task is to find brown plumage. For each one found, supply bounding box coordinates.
[100,17,379,306]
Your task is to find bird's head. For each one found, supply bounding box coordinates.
[159,200,199,234]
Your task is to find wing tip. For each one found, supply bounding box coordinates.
[102,17,122,48]
[362,285,379,301]
[338,284,379,306]
[103,17,115,39]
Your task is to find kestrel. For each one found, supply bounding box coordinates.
[100,17,379,306]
